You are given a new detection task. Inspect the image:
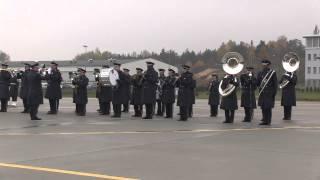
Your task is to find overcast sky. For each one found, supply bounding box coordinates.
[0,0,319,61]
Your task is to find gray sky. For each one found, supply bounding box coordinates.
[0,0,319,61]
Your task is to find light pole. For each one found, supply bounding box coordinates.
[82,45,88,53]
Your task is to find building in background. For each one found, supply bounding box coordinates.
[303,25,320,90]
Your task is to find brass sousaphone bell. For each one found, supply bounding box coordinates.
[279,52,300,89]
[218,52,244,96]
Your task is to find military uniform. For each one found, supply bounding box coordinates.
[162,71,176,118]
[156,71,166,116]
[208,77,220,117]
[112,67,127,118]
[9,74,19,106]
[142,62,158,119]
[45,63,62,114]
[122,69,131,113]
[240,71,257,122]
[220,75,239,123]
[280,72,297,120]
[19,66,31,113]
[26,64,44,120]
[131,70,144,117]
[257,60,278,125]
[95,69,113,115]
[176,66,194,121]
[0,65,12,112]
[72,70,89,116]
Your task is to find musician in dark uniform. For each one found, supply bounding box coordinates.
[176,65,194,121]
[189,79,196,117]
[240,67,257,122]
[111,63,127,118]
[131,68,144,117]
[257,59,278,125]
[26,63,44,120]
[96,65,113,115]
[141,61,158,119]
[19,63,31,113]
[208,74,220,117]
[72,68,89,116]
[94,68,101,113]
[162,69,176,118]
[156,69,166,116]
[122,68,131,113]
[0,63,12,112]
[220,74,239,123]
[45,61,62,114]
[9,70,19,107]
[280,72,297,120]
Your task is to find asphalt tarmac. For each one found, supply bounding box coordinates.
[0,98,319,180]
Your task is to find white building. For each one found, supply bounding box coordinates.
[303,25,320,90]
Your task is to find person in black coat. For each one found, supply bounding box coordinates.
[72,68,89,116]
[96,65,113,115]
[280,72,297,120]
[188,79,196,118]
[44,62,62,114]
[9,71,19,107]
[156,69,166,116]
[240,67,257,122]
[18,63,31,113]
[131,68,144,117]
[122,68,131,113]
[162,69,177,118]
[0,64,12,112]
[111,63,127,118]
[176,65,195,121]
[141,61,159,119]
[220,74,239,123]
[257,59,278,125]
[26,63,44,120]
[208,74,220,117]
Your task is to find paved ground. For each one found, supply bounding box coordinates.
[0,98,320,180]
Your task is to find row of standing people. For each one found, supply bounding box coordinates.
[208,59,297,125]
[0,62,62,120]
[94,62,196,121]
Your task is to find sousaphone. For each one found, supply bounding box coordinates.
[279,52,300,89]
[218,52,244,96]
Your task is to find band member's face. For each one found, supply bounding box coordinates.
[124,71,129,75]
[79,71,85,75]
[51,64,57,70]
[114,65,120,71]
[159,71,164,75]
[212,76,217,80]
[33,66,39,71]
[137,70,142,75]
[169,71,174,76]
[2,66,7,69]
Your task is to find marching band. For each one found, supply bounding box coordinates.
[0,52,299,125]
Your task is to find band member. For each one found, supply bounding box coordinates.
[72,68,89,116]
[44,61,62,114]
[94,68,101,113]
[131,68,144,117]
[280,72,297,120]
[9,70,19,107]
[220,74,239,123]
[141,61,159,119]
[208,74,220,117]
[257,59,278,125]
[122,68,131,113]
[26,63,44,120]
[162,69,176,118]
[111,63,127,118]
[96,65,113,115]
[0,63,12,112]
[19,63,31,113]
[156,68,166,116]
[176,65,194,121]
[189,79,196,117]
[240,67,257,122]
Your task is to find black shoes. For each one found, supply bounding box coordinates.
[47,111,57,115]
[259,122,270,125]
[31,117,41,120]
[143,116,152,119]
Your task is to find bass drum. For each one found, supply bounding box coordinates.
[109,68,119,86]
